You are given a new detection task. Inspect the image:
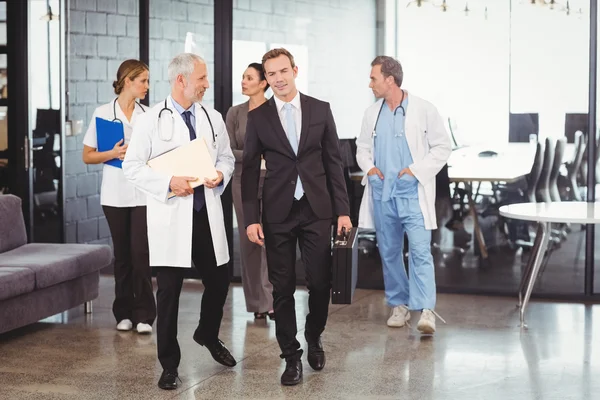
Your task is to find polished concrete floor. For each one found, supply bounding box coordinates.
[1,276,599,399]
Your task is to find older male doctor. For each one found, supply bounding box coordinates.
[123,53,236,390]
[356,56,451,334]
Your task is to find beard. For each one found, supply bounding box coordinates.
[184,83,204,103]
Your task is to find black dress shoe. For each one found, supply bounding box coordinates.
[193,332,237,367]
[281,358,302,386]
[158,369,179,390]
[307,337,326,371]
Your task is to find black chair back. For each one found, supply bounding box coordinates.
[564,113,588,143]
[509,113,539,143]
[436,163,451,200]
[526,141,544,203]
[339,138,358,171]
[571,131,586,172]
[536,137,555,202]
[340,138,361,225]
[549,137,566,202]
[567,132,586,201]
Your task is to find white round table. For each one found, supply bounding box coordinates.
[499,202,600,327]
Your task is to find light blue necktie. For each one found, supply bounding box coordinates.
[284,103,304,200]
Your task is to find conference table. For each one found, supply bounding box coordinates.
[448,143,574,259]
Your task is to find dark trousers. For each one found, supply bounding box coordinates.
[263,197,332,360]
[103,206,156,326]
[155,207,230,371]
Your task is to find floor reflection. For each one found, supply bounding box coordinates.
[0,277,599,399]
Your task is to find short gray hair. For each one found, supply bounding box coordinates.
[371,56,403,87]
[168,53,205,85]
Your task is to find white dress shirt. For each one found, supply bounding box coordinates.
[273,91,302,144]
[83,99,148,207]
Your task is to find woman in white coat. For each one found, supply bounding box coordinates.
[122,53,236,391]
[82,59,156,335]
[356,56,451,335]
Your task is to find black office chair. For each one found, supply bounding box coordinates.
[341,138,379,255]
[509,113,539,143]
[564,131,586,201]
[578,134,600,199]
[339,138,362,226]
[498,141,544,248]
[32,109,61,219]
[525,141,545,203]
[536,137,555,203]
[564,113,587,144]
[549,137,566,202]
[578,131,598,187]
[432,164,450,245]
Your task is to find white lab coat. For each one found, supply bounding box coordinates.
[123,96,235,268]
[82,99,149,207]
[356,93,451,230]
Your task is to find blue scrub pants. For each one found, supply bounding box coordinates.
[371,178,436,310]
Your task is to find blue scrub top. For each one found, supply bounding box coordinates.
[373,96,418,202]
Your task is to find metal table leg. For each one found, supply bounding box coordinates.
[520,221,551,328]
[518,223,544,308]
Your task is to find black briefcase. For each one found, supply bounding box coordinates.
[331,227,358,304]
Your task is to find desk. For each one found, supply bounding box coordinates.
[499,202,600,327]
[450,144,532,183]
[448,143,575,258]
[449,143,575,182]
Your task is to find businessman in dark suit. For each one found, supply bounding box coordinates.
[242,48,352,386]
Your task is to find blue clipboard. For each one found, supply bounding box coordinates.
[96,117,125,168]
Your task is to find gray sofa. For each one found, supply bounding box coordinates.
[0,194,113,334]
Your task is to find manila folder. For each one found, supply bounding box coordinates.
[147,138,218,198]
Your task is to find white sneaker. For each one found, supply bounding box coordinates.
[417,309,444,334]
[387,305,410,327]
[136,323,152,334]
[116,319,133,331]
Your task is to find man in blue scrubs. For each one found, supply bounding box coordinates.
[358,56,451,334]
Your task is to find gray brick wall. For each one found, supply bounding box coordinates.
[66,0,139,244]
[149,0,215,107]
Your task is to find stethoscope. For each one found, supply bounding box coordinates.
[157,99,217,148]
[372,90,406,139]
[112,98,146,124]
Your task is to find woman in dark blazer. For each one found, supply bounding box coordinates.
[226,63,274,320]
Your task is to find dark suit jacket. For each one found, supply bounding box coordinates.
[242,93,350,226]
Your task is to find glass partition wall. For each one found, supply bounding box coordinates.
[28,0,64,243]
[384,0,595,298]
